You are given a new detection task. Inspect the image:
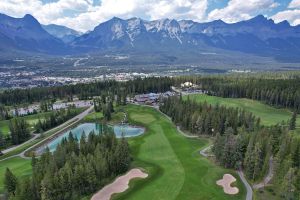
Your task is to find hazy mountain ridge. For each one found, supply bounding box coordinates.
[42,24,82,43]
[1,13,300,61]
[0,14,70,54]
[73,15,300,59]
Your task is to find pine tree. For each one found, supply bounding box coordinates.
[4,168,18,196]
[14,178,35,200]
[289,111,297,130]
[282,168,297,200]
[253,143,264,180]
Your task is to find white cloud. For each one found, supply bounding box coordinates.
[54,0,208,31]
[272,9,300,25]
[271,0,300,26]
[288,0,300,8]
[0,0,208,32]
[2,0,299,31]
[146,0,208,21]
[207,0,279,23]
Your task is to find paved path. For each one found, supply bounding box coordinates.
[2,134,40,154]
[176,126,199,138]
[0,106,93,162]
[237,170,253,200]
[253,156,274,189]
[199,145,212,157]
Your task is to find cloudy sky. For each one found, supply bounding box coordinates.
[0,0,299,32]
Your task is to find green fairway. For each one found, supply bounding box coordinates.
[0,157,32,193]
[114,105,245,200]
[184,94,300,127]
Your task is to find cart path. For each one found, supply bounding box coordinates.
[253,156,274,189]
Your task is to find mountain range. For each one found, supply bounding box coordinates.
[1,13,300,61]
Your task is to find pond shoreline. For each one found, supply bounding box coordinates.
[35,122,145,155]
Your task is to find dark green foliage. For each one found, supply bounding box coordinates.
[4,168,17,196]
[9,118,30,145]
[13,131,130,200]
[160,96,259,136]
[93,98,102,112]
[0,129,10,151]
[193,77,300,113]
[0,104,11,120]
[34,106,81,133]
[289,111,297,130]
[102,98,114,121]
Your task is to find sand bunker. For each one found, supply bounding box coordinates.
[91,168,148,200]
[216,174,239,195]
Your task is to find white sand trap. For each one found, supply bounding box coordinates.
[216,174,239,195]
[91,168,148,200]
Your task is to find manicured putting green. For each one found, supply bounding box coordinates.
[0,157,32,193]
[114,105,245,200]
[184,94,300,127]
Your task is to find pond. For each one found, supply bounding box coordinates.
[36,123,144,154]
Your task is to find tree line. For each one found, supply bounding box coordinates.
[0,77,173,106]
[1,75,299,113]
[190,77,300,113]
[160,96,259,136]
[9,118,30,146]
[34,106,82,133]
[0,118,30,151]
[4,131,130,200]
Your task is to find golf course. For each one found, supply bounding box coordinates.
[0,104,246,200]
[184,94,300,127]
[113,104,245,200]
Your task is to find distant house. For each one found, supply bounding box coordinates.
[180,82,194,88]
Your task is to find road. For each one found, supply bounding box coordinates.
[0,106,94,161]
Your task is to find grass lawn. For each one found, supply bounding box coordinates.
[0,112,52,136]
[113,105,245,200]
[185,94,300,127]
[83,112,104,121]
[83,109,125,125]
[0,157,32,193]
